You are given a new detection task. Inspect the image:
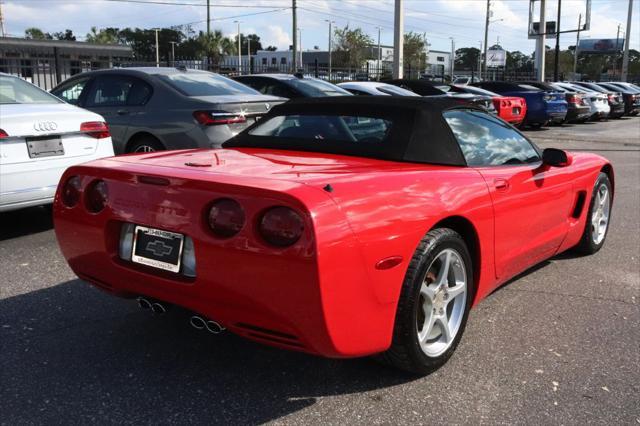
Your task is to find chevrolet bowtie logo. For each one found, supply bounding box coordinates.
[146,240,173,257]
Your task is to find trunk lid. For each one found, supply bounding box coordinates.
[191,95,286,132]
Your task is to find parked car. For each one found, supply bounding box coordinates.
[337,81,420,96]
[554,82,615,120]
[569,81,627,118]
[472,81,567,128]
[593,82,640,116]
[444,84,526,125]
[234,74,352,99]
[54,97,613,374]
[452,76,481,85]
[387,79,497,114]
[50,67,284,154]
[519,81,591,123]
[0,73,113,212]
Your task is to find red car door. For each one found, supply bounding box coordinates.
[443,109,574,281]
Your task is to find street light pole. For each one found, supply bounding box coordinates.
[292,0,297,72]
[377,26,381,80]
[573,13,581,79]
[483,0,490,79]
[326,20,333,79]
[234,21,241,74]
[450,37,455,80]
[298,28,302,68]
[535,0,547,81]
[169,41,177,66]
[621,0,633,81]
[154,28,160,67]
[392,0,404,79]
[553,0,562,82]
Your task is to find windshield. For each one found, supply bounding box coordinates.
[377,84,419,96]
[454,85,498,97]
[0,75,62,104]
[157,72,260,96]
[288,78,351,97]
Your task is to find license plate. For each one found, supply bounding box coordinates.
[512,107,521,115]
[26,136,64,159]
[131,226,184,273]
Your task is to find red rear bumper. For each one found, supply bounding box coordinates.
[494,96,527,124]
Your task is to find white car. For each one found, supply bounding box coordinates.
[555,82,610,120]
[0,73,114,212]
[337,81,420,96]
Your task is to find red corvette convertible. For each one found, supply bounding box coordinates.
[54,97,613,374]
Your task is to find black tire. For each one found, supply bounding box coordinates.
[574,172,613,254]
[377,228,474,375]
[127,136,164,153]
[529,122,543,130]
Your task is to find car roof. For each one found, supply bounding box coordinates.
[338,81,394,88]
[273,95,464,112]
[238,74,300,80]
[61,67,211,78]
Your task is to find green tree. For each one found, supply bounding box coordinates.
[332,26,373,68]
[455,47,480,70]
[85,27,121,44]
[24,27,51,40]
[195,30,235,65]
[404,31,427,71]
[52,29,76,41]
[235,34,263,55]
[506,51,533,72]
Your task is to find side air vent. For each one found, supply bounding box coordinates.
[572,191,587,218]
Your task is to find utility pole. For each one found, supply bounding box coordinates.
[377,26,382,80]
[326,20,333,79]
[292,0,297,72]
[553,0,562,82]
[535,0,547,81]
[154,28,160,67]
[393,0,403,79]
[170,41,177,66]
[450,37,455,80]
[235,21,241,74]
[478,41,483,80]
[621,0,633,82]
[0,1,6,37]
[483,0,490,79]
[298,28,302,68]
[573,13,581,79]
[614,23,621,78]
[206,0,210,36]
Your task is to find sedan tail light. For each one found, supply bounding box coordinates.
[207,198,245,238]
[61,176,82,207]
[85,180,108,213]
[259,206,304,247]
[193,111,247,126]
[0,129,8,139]
[81,121,110,139]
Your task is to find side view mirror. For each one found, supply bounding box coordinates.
[542,148,573,167]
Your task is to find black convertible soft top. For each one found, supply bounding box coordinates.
[224,96,472,166]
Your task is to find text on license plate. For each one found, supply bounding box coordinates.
[131,226,184,273]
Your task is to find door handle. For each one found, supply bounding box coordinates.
[116,109,129,115]
[494,178,510,191]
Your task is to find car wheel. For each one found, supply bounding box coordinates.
[529,122,543,129]
[128,136,164,153]
[378,228,473,375]
[574,172,613,254]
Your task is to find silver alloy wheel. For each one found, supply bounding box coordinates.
[134,145,156,153]
[416,248,467,357]
[591,183,610,245]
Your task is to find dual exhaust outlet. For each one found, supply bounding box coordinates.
[137,296,225,334]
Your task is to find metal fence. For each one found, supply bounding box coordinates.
[2,53,637,90]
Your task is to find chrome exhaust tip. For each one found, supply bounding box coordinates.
[151,302,166,314]
[190,316,206,330]
[205,320,225,334]
[137,297,152,310]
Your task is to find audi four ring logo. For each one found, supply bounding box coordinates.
[33,121,58,132]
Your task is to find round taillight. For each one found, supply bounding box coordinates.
[85,180,108,213]
[259,206,304,247]
[62,176,82,207]
[208,198,245,238]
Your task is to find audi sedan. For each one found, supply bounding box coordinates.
[51,68,285,154]
[0,73,114,212]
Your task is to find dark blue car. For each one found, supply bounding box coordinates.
[472,81,567,128]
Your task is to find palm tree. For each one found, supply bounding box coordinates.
[196,30,235,68]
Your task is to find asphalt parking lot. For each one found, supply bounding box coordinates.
[1,118,639,425]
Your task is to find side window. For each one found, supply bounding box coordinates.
[86,75,132,107]
[127,78,152,106]
[444,110,540,166]
[262,82,296,99]
[347,89,371,96]
[53,78,90,105]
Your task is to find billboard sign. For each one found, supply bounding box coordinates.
[486,47,506,67]
[578,38,625,54]
[529,21,557,39]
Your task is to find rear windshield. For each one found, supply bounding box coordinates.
[248,114,392,143]
[517,84,542,91]
[287,78,352,97]
[377,84,419,96]
[157,72,260,96]
[455,85,499,97]
[0,75,62,104]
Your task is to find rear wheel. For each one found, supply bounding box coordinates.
[378,228,473,375]
[127,136,164,153]
[574,172,612,254]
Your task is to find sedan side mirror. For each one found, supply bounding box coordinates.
[542,148,573,167]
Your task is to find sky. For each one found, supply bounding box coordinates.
[3,0,639,55]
